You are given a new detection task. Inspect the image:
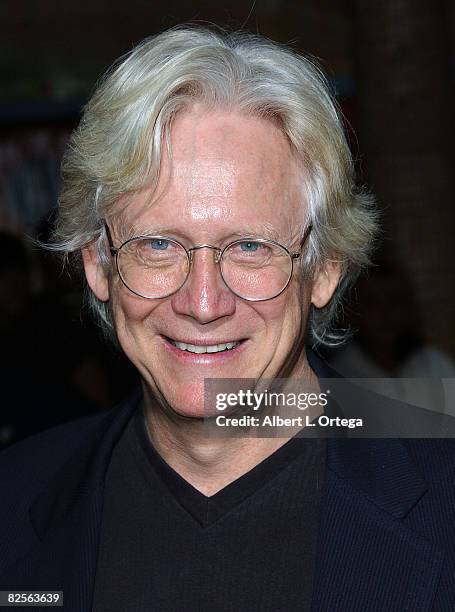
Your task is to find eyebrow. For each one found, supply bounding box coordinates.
[126,223,286,244]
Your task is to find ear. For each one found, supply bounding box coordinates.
[311,259,341,308]
[81,242,110,302]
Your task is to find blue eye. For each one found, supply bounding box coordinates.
[149,239,169,250]
[240,241,260,252]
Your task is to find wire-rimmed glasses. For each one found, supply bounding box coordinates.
[105,224,312,302]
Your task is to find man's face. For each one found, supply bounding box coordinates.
[83,108,338,417]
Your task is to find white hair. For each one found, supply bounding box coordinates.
[51,25,378,347]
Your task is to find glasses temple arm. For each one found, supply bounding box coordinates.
[104,222,118,255]
[291,224,312,259]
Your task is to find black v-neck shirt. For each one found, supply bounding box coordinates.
[92,406,327,611]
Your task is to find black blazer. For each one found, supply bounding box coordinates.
[1,379,454,611]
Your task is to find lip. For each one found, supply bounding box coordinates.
[163,336,244,346]
[160,335,248,363]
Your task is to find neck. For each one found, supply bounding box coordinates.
[142,357,321,496]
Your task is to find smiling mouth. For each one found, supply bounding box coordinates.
[165,337,243,354]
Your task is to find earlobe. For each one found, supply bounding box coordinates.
[81,243,110,302]
[311,260,341,309]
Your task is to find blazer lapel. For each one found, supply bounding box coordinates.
[312,438,444,611]
[4,392,141,612]
[6,485,105,612]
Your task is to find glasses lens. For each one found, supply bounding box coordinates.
[117,237,189,298]
[221,240,292,300]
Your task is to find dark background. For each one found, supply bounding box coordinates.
[1,0,454,446]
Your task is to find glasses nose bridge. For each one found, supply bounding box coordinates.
[187,244,223,265]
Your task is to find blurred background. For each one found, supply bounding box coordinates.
[1,0,454,447]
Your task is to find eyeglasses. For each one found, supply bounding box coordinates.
[105,224,312,301]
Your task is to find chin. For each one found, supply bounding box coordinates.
[158,380,216,420]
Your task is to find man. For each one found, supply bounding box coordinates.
[1,26,453,611]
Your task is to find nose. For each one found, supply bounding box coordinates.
[170,246,236,323]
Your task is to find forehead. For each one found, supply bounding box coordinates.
[116,109,304,241]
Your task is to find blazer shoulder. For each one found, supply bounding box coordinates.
[401,438,455,480]
[0,410,112,505]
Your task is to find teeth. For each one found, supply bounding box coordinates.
[172,340,240,353]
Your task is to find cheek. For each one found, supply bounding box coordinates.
[111,283,163,337]
[253,279,306,334]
